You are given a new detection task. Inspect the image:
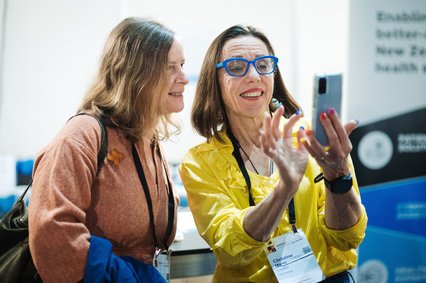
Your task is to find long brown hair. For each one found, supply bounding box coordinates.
[192,25,300,142]
[79,17,179,142]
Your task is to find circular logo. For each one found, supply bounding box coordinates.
[358,131,393,170]
[358,260,388,283]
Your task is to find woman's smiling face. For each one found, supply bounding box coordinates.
[162,37,189,115]
[218,35,274,120]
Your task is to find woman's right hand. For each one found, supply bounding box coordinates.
[244,106,308,241]
[260,106,308,195]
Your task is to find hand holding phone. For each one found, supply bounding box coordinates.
[311,73,343,145]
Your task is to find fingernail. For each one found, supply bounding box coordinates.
[306,129,313,136]
[300,138,306,143]
[320,112,327,121]
[299,126,305,130]
[354,119,360,125]
[323,146,330,152]
[295,109,301,115]
[328,107,336,115]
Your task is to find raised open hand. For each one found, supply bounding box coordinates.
[260,106,309,192]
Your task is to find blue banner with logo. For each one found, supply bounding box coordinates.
[350,108,426,283]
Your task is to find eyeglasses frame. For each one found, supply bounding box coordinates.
[215,55,279,77]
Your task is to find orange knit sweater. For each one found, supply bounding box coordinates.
[29,115,178,283]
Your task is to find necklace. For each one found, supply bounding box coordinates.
[239,144,274,176]
[238,145,259,174]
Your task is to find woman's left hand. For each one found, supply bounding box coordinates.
[304,108,358,180]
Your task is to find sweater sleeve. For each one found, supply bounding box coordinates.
[29,117,101,282]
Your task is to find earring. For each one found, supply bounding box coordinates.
[269,98,283,112]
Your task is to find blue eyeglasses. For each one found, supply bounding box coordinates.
[216,55,278,77]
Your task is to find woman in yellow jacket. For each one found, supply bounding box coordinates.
[179,24,367,283]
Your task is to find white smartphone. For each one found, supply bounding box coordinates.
[311,72,343,145]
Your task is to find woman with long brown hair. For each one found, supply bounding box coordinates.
[29,17,188,282]
[180,25,367,283]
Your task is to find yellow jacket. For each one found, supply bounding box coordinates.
[179,119,367,283]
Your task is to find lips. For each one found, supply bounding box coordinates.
[168,92,183,96]
[240,91,263,98]
[240,87,264,98]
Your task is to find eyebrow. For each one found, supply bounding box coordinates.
[168,60,185,64]
[224,55,268,60]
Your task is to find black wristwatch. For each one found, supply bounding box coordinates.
[324,172,353,194]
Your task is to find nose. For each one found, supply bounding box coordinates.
[245,62,260,81]
[177,68,189,85]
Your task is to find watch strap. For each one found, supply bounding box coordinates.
[324,172,353,194]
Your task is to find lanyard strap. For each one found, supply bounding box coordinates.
[288,198,297,233]
[227,128,256,206]
[226,129,297,231]
[131,143,175,250]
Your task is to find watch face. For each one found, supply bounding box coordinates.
[328,173,353,194]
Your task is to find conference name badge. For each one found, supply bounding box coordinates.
[154,249,171,282]
[264,229,324,283]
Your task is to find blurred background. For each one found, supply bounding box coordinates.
[0,0,425,282]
